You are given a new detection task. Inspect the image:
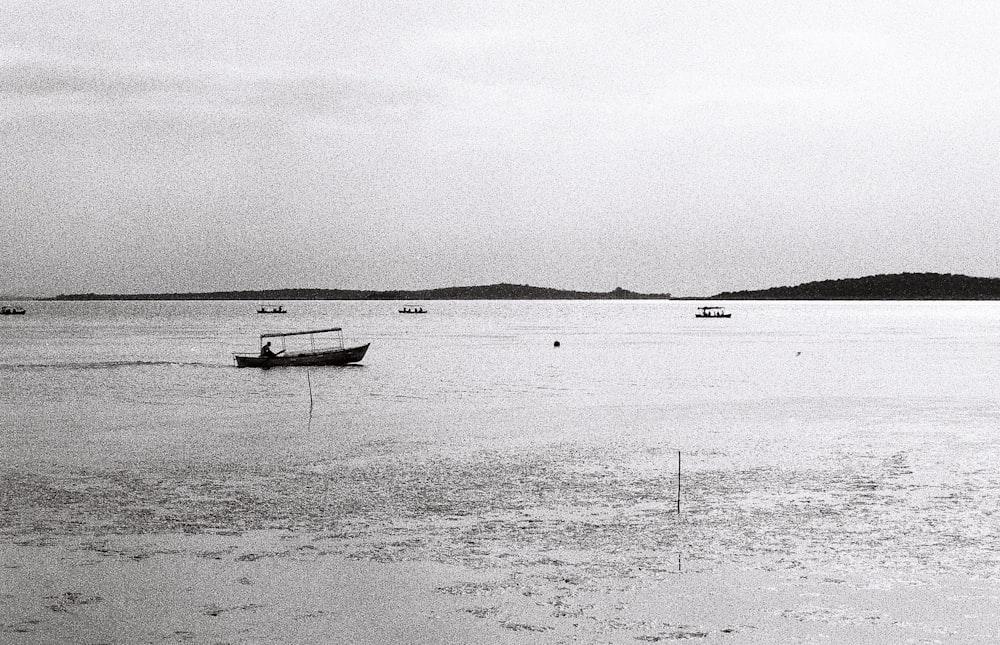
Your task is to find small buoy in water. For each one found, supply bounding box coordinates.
[553,340,560,347]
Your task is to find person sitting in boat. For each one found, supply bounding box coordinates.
[260,341,277,358]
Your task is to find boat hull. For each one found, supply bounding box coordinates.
[234,343,369,368]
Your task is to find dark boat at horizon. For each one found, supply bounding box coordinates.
[695,306,731,318]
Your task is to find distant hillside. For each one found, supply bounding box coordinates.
[49,284,672,301]
[712,273,1000,300]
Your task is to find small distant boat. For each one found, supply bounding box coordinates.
[399,305,427,314]
[233,327,369,368]
[695,306,731,318]
[257,305,287,314]
[0,306,26,315]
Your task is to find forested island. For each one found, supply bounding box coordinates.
[712,273,1000,300]
[49,284,672,301]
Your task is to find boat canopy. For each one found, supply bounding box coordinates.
[261,327,342,340]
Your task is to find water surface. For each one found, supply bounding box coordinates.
[3,300,999,642]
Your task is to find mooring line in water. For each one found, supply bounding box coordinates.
[307,370,314,413]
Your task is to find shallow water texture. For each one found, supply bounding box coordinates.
[2,300,1000,643]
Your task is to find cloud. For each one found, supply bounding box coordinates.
[0,55,441,121]
[0,58,202,98]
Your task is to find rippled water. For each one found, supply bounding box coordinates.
[3,299,1000,641]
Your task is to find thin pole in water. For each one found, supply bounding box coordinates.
[677,450,681,515]
[676,452,683,573]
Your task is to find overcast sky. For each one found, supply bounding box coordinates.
[2,1,998,297]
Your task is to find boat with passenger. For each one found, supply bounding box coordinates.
[0,305,26,315]
[233,327,369,368]
[257,305,287,314]
[695,306,731,318]
[399,305,427,314]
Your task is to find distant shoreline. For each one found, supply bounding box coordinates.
[712,272,1000,300]
[45,284,673,301]
[35,272,1000,301]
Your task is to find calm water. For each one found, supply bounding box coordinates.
[4,299,999,455]
[3,299,1000,639]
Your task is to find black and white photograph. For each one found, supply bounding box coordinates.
[2,1,999,643]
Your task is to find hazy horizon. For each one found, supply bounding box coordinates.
[4,2,998,298]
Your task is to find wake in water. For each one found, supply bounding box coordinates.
[0,360,223,370]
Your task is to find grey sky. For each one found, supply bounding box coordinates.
[2,1,998,296]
